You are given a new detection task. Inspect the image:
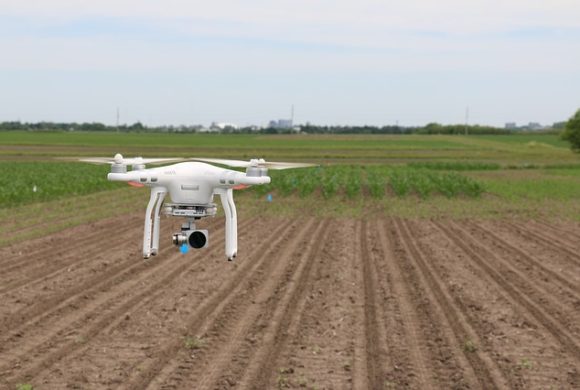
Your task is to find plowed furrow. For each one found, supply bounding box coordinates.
[175,219,325,389]
[25,218,279,389]
[0,189,137,238]
[147,219,320,390]
[395,218,507,389]
[0,217,144,296]
[375,220,435,388]
[466,221,580,299]
[0,206,143,265]
[2,252,193,386]
[435,221,580,360]
[356,220,388,389]
[505,221,580,265]
[0,216,138,278]
[0,218,223,339]
[533,220,580,247]
[0,194,122,240]
[123,218,307,389]
[234,220,331,390]
[2,218,255,387]
[261,218,357,389]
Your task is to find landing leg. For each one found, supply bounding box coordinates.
[151,191,166,256]
[217,188,237,261]
[143,188,166,259]
[226,188,238,258]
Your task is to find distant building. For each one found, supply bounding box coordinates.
[268,119,293,129]
[210,122,239,130]
[527,122,543,131]
[505,122,517,129]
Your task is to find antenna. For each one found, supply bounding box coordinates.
[290,104,294,127]
[116,107,120,132]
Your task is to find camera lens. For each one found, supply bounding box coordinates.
[188,231,207,249]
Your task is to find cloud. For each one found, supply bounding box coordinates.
[2,0,580,32]
[1,0,579,73]
[0,0,578,126]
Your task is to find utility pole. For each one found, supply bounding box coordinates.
[116,107,120,132]
[465,106,469,135]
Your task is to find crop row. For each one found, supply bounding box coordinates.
[252,165,485,199]
[0,162,117,208]
[0,162,485,209]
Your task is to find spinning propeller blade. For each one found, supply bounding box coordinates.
[78,154,184,165]
[193,157,317,170]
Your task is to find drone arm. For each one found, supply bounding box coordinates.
[216,188,237,260]
[235,175,271,186]
[108,172,141,182]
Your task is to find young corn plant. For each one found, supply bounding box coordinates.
[321,174,340,199]
[389,171,411,197]
[365,169,386,198]
[345,169,361,199]
[413,173,435,199]
[298,172,318,198]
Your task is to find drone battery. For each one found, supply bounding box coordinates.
[164,203,217,218]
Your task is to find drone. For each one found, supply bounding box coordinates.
[80,154,315,260]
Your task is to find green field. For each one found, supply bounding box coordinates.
[1,131,578,165]
[1,131,580,234]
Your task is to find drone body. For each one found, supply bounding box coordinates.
[81,155,313,260]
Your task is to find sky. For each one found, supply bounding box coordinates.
[0,0,579,127]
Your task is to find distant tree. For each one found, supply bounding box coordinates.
[552,121,567,130]
[562,109,580,152]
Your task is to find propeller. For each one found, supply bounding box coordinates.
[78,154,184,165]
[192,157,317,170]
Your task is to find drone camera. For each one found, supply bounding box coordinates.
[172,229,208,249]
[188,230,207,248]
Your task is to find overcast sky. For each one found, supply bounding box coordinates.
[0,0,579,127]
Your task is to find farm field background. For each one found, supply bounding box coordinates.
[1,131,580,237]
[1,131,580,389]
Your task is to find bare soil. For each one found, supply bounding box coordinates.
[0,214,579,389]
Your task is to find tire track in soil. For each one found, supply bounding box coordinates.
[374,220,437,388]
[1,217,259,388]
[229,220,331,390]
[0,217,224,340]
[465,221,580,299]
[434,221,580,361]
[0,215,145,296]
[394,218,508,389]
[504,221,580,265]
[121,218,310,389]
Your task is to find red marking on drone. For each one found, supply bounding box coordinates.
[233,184,250,190]
[128,181,145,188]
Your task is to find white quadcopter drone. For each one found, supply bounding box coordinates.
[80,154,315,261]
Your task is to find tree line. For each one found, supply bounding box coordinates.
[0,121,560,135]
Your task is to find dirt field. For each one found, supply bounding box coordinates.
[0,214,579,389]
